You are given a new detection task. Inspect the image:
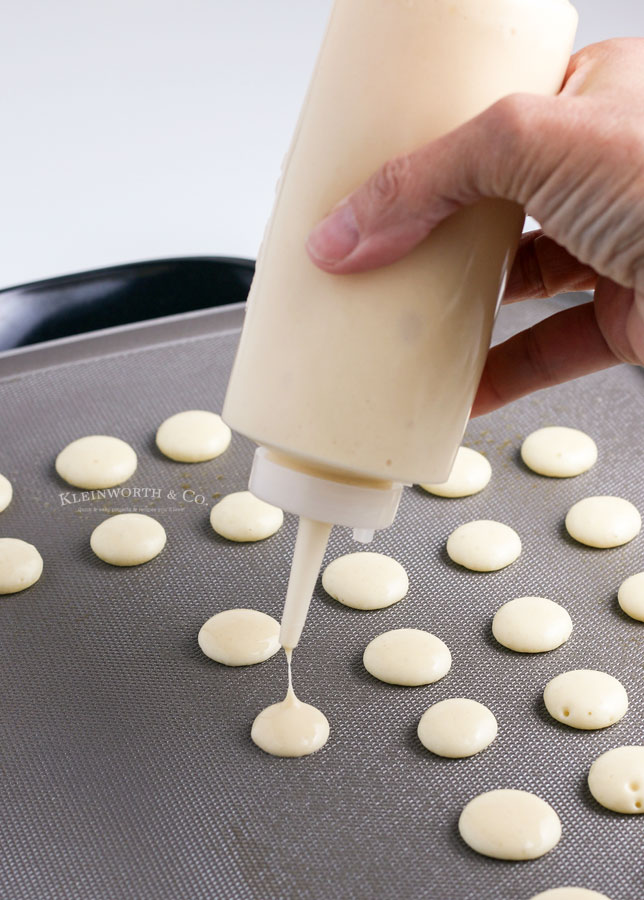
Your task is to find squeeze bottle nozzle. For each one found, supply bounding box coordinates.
[249,447,403,648]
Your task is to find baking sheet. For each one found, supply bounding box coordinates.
[1,294,643,900]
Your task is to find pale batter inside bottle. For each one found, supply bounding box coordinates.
[223,0,578,650]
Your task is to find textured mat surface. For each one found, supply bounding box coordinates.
[1,295,643,900]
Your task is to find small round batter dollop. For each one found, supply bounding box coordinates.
[0,538,43,594]
[198,609,281,666]
[56,435,137,489]
[0,473,13,512]
[521,426,597,477]
[210,491,283,542]
[565,496,641,548]
[543,669,628,730]
[322,551,408,610]
[446,520,521,572]
[417,698,497,758]
[156,410,231,462]
[529,889,611,900]
[617,572,644,622]
[363,628,451,686]
[90,513,167,566]
[419,446,491,497]
[458,789,561,860]
[492,596,573,653]
[251,688,330,757]
[588,745,644,814]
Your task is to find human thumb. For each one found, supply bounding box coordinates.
[306,93,562,274]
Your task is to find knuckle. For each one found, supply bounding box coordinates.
[572,117,644,284]
[619,121,644,164]
[524,325,556,389]
[487,93,534,143]
[479,93,545,200]
[368,154,412,208]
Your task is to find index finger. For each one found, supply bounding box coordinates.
[505,230,597,303]
[472,299,618,416]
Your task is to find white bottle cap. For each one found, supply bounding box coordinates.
[249,446,403,540]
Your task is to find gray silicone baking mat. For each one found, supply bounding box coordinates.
[1,294,643,900]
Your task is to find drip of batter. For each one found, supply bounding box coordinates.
[279,517,332,651]
[251,649,330,758]
[248,517,332,757]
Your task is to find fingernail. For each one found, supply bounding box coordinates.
[306,203,359,263]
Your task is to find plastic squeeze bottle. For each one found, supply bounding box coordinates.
[223,0,578,651]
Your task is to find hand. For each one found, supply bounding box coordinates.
[305,39,644,415]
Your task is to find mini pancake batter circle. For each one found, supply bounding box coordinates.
[322,552,408,610]
[417,698,497,758]
[458,789,561,860]
[588,745,644,814]
[55,435,137,489]
[210,491,283,542]
[492,596,572,653]
[565,496,641,548]
[156,410,231,462]
[90,513,167,566]
[446,520,521,572]
[419,446,491,497]
[363,628,451,686]
[617,572,644,622]
[521,426,597,477]
[198,609,281,666]
[0,473,12,512]
[543,669,628,730]
[251,691,330,757]
[0,538,43,594]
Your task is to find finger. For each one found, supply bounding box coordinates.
[306,92,567,273]
[504,230,597,303]
[627,289,644,362]
[593,277,644,365]
[562,39,644,106]
[472,300,620,417]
